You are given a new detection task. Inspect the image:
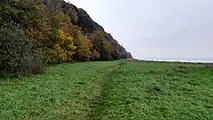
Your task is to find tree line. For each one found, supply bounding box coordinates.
[0,0,132,76]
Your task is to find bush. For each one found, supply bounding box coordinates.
[205,63,213,68]
[0,22,44,76]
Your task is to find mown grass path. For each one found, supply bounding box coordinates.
[0,61,213,120]
[0,61,119,120]
[91,61,213,120]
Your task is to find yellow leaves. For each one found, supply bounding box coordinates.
[57,29,66,44]
[103,41,112,54]
[64,36,77,50]
[67,36,74,41]
[53,44,61,52]
[72,31,91,60]
[58,30,65,39]
[50,44,67,62]
[47,28,77,63]
[67,51,75,57]
[67,44,76,50]
[35,5,42,10]
[57,50,67,62]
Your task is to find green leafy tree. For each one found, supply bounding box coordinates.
[0,22,43,76]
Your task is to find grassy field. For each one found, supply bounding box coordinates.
[0,60,213,120]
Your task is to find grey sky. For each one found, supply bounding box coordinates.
[68,0,213,62]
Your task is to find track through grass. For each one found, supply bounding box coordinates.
[0,61,213,120]
[90,61,213,120]
[0,61,119,120]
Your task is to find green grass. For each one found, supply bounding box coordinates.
[0,60,213,120]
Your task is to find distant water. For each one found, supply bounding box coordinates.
[140,59,213,63]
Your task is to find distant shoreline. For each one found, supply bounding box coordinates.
[131,59,213,63]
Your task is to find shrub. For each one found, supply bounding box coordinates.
[0,22,44,76]
[205,63,213,68]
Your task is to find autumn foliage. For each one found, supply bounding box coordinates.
[0,0,132,76]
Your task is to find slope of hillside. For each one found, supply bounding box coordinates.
[0,0,132,75]
[0,0,131,62]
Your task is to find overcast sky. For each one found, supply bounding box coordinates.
[67,0,212,62]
